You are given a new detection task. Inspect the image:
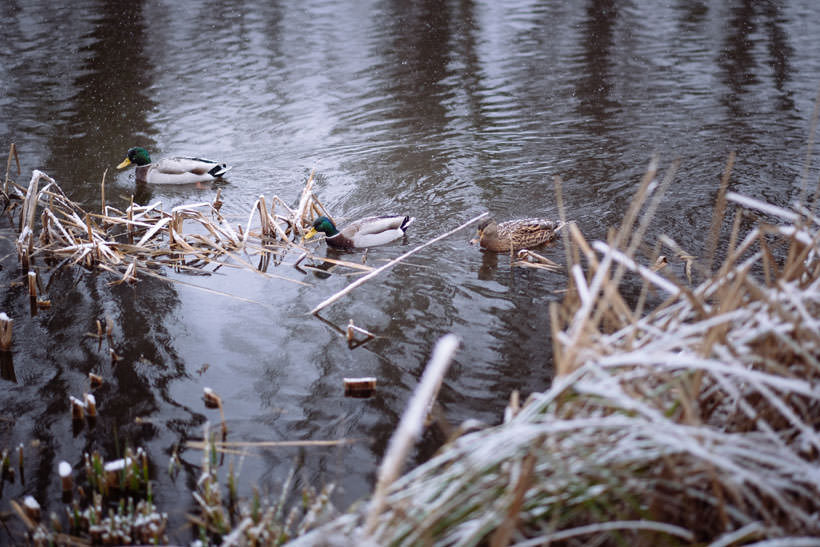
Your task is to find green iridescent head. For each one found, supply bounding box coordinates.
[117,147,152,168]
[306,216,339,239]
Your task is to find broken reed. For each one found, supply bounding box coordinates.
[2,168,341,289]
[186,423,346,545]
[7,444,168,545]
[5,427,352,545]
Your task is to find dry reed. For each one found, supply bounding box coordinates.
[0,166,367,292]
[290,158,820,546]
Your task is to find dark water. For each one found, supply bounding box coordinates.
[2,0,819,541]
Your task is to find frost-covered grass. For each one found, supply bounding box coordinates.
[295,158,820,546]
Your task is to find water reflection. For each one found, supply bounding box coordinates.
[576,0,618,130]
[0,249,203,526]
[0,352,14,383]
[0,1,157,202]
[2,0,820,541]
[62,1,155,191]
[477,250,499,281]
[720,1,762,119]
[761,4,794,101]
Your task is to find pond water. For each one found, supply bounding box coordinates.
[2,0,819,541]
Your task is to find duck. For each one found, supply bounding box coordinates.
[305,215,415,249]
[471,217,563,252]
[117,147,231,184]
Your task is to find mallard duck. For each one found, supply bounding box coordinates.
[471,217,563,252]
[117,147,231,184]
[305,215,415,249]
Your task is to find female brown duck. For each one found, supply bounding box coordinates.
[472,217,563,252]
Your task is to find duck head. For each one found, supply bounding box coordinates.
[117,147,152,168]
[305,216,339,239]
[471,218,497,245]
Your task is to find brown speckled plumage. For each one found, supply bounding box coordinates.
[473,218,562,252]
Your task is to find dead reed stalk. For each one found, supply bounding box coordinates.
[0,166,351,295]
[365,334,460,535]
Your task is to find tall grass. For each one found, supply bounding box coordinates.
[294,159,820,546]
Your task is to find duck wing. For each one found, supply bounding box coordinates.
[498,218,562,247]
[138,158,230,185]
[155,157,231,177]
[343,216,413,237]
[183,157,231,177]
[340,215,414,248]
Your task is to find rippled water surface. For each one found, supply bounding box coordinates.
[2,0,819,541]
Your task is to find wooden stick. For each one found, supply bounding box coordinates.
[270,194,297,217]
[70,396,85,421]
[261,206,292,243]
[257,196,272,237]
[299,251,374,272]
[22,496,40,522]
[0,312,12,350]
[346,320,375,344]
[203,387,227,439]
[10,500,36,531]
[311,212,488,314]
[84,393,97,418]
[19,170,53,235]
[185,439,354,449]
[344,377,377,397]
[89,372,103,388]
[212,188,223,213]
[365,334,460,535]
[58,461,73,494]
[309,191,332,221]
[27,271,37,298]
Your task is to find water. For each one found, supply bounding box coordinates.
[2,0,819,541]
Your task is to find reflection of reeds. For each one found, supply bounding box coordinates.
[288,159,820,545]
[58,461,72,495]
